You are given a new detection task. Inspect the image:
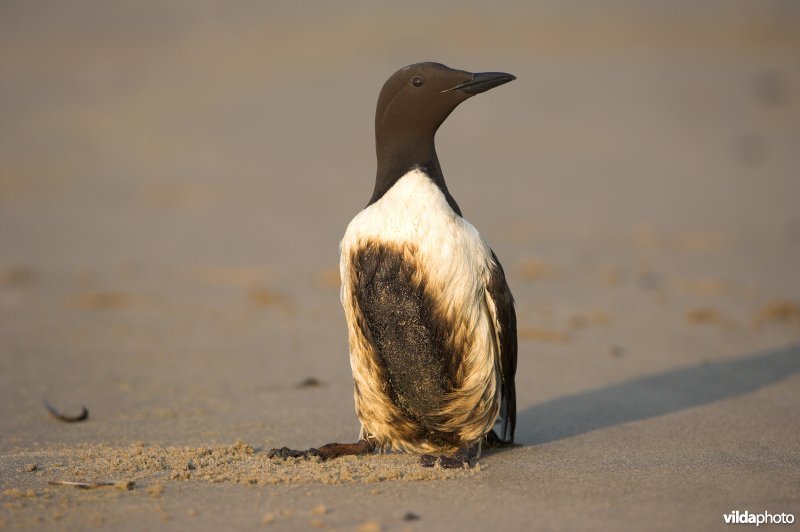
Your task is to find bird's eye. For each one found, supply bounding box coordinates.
[411,76,424,88]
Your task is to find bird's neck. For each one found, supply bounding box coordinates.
[370,131,462,216]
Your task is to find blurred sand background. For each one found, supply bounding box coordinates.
[1,1,799,530]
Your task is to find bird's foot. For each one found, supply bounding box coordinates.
[420,442,480,469]
[420,453,469,469]
[267,447,319,460]
[268,440,373,462]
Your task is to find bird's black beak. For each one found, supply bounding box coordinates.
[443,71,516,95]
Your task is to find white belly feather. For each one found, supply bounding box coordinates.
[339,169,502,452]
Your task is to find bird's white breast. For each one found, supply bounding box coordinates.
[340,168,494,292]
[339,168,502,450]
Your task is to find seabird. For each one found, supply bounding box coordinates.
[269,62,517,468]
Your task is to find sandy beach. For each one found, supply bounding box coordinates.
[1,1,799,530]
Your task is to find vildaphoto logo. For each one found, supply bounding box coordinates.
[723,510,795,526]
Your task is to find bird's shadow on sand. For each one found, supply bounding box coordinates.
[504,344,800,448]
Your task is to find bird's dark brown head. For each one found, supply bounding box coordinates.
[375,62,515,141]
[371,62,515,211]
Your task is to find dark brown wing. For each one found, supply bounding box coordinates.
[486,250,517,443]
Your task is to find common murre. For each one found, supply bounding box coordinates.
[269,62,517,468]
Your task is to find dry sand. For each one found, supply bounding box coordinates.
[1,1,799,530]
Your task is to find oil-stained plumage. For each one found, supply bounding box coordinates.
[269,62,517,468]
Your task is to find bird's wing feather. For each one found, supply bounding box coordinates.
[485,251,517,442]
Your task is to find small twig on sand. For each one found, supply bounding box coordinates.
[48,480,134,490]
[44,401,89,422]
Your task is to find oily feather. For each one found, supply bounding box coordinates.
[339,168,504,452]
